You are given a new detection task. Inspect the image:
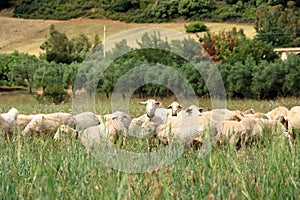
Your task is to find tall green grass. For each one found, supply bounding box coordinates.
[0,93,299,199]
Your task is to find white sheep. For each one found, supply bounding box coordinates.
[142,115,215,147]
[0,107,19,136]
[80,111,131,152]
[176,105,205,118]
[16,114,43,132]
[199,109,244,122]
[73,112,100,131]
[22,112,75,137]
[266,106,289,128]
[139,99,171,125]
[240,118,287,146]
[287,106,300,137]
[53,124,77,141]
[215,120,246,148]
[167,101,182,117]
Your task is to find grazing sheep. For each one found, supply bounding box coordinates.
[287,106,300,137]
[142,115,215,147]
[199,109,244,122]
[243,112,268,119]
[128,114,149,138]
[73,112,100,132]
[240,118,287,146]
[53,125,77,141]
[215,121,246,148]
[243,108,255,115]
[22,112,75,137]
[16,114,43,132]
[80,111,131,152]
[266,106,289,128]
[0,107,19,136]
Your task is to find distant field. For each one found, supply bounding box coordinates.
[0,16,256,56]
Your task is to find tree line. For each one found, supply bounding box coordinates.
[8,0,300,24]
[1,24,300,103]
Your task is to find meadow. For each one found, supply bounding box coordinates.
[0,92,299,199]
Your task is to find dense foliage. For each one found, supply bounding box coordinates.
[12,0,300,24]
[2,25,300,101]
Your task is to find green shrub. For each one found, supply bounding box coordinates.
[185,21,208,33]
[41,86,70,104]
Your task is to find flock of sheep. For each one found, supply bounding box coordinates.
[1,99,299,152]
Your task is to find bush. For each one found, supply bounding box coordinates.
[185,22,208,33]
[41,86,70,104]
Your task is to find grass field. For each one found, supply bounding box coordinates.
[0,16,256,56]
[0,92,299,199]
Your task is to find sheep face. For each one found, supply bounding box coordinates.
[167,102,182,116]
[139,99,162,118]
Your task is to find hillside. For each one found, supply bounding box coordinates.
[0,16,256,56]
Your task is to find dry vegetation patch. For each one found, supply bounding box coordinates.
[0,16,256,56]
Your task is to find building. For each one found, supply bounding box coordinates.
[274,47,300,60]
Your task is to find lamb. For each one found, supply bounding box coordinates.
[80,111,130,152]
[22,112,75,137]
[0,107,19,136]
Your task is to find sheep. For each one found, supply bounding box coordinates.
[16,114,43,132]
[167,101,182,117]
[199,109,244,122]
[22,112,75,137]
[142,115,216,148]
[243,108,255,115]
[266,106,289,128]
[53,124,77,141]
[128,114,149,138]
[0,107,19,136]
[287,106,300,137]
[215,121,246,148]
[80,111,130,152]
[243,112,268,119]
[53,112,100,140]
[176,105,205,118]
[240,118,287,147]
[73,112,100,132]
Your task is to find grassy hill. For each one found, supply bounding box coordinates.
[0,16,256,56]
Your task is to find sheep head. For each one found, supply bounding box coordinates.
[139,99,162,118]
[167,102,182,116]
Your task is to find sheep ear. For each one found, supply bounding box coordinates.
[139,101,147,105]
[186,108,192,114]
[199,107,205,113]
[155,101,162,106]
[178,105,182,109]
[167,105,172,109]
